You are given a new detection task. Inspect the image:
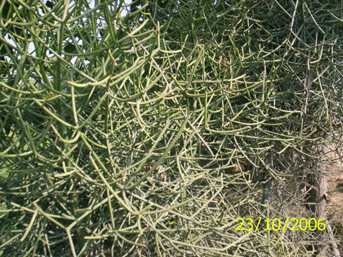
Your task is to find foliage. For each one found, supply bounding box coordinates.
[0,0,342,256]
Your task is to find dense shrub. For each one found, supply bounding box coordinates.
[0,1,342,256]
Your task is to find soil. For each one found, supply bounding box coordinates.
[324,143,343,256]
[266,141,343,257]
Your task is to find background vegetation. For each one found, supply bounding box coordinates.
[0,0,342,256]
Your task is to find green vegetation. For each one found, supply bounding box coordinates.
[0,0,342,256]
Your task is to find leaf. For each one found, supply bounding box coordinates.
[0,168,9,180]
[0,202,8,219]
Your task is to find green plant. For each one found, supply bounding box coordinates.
[0,0,342,256]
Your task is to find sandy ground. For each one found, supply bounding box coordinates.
[266,141,343,256]
[325,143,343,256]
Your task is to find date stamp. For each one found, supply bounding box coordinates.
[235,217,328,233]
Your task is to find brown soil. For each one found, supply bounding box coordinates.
[267,141,343,257]
[324,143,343,256]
